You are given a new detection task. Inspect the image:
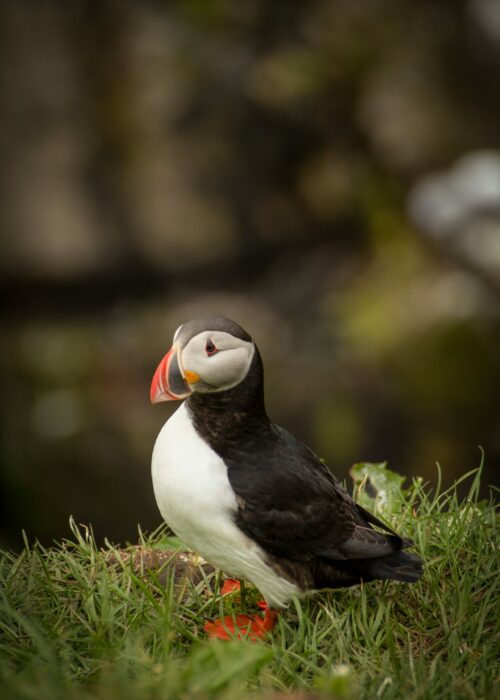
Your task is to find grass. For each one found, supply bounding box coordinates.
[0,465,498,700]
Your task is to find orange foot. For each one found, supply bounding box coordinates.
[204,604,278,641]
[220,578,241,596]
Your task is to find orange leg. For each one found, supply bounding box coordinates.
[204,604,278,641]
[204,579,278,641]
[220,578,241,597]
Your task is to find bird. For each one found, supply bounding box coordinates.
[150,316,423,640]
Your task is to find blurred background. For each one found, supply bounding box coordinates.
[1,0,499,549]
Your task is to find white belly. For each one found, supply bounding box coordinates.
[151,402,299,607]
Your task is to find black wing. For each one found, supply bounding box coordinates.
[227,425,406,564]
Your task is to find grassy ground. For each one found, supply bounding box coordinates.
[0,466,498,700]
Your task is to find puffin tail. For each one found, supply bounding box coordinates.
[363,549,424,583]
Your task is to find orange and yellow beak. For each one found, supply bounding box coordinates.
[150,344,191,403]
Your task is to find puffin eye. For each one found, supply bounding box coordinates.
[205,339,218,356]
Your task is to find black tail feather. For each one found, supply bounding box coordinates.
[313,547,424,589]
[363,549,424,583]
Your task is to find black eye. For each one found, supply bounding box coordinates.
[205,339,218,356]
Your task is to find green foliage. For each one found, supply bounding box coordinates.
[350,461,409,515]
[0,468,498,700]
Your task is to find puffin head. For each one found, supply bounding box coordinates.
[150,316,257,403]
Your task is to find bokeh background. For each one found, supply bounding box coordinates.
[1,0,499,549]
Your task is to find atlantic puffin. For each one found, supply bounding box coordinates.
[150,316,423,640]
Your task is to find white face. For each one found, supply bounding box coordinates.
[180,330,255,392]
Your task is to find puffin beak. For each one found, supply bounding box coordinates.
[150,344,191,403]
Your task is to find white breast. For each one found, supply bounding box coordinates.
[151,402,299,607]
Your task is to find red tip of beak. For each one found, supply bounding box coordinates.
[150,349,176,403]
[150,346,191,403]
